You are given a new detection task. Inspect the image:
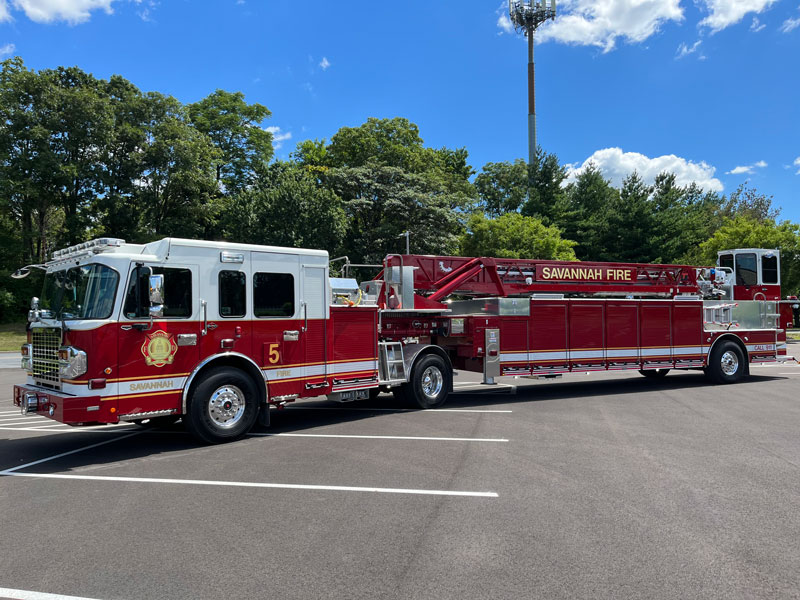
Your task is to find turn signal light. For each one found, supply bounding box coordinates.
[21,344,30,357]
[58,348,70,361]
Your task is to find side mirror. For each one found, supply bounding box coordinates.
[30,297,39,310]
[149,275,164,305]
[148,275,164,319]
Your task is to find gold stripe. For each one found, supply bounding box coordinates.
[101,389,182,401]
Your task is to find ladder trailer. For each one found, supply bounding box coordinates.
[12,238,791,443]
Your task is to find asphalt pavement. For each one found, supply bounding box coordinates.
[1,362,799,600]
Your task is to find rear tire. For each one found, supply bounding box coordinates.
[639,369,670,378]
[705,340,745,384]
[406,354,451,409]
[185,367,259,443]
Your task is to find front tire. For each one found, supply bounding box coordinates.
[406,354,451,409]
[185,367,259,443]
[705,340,746,384]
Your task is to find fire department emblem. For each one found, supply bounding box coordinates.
[141,330,178,367]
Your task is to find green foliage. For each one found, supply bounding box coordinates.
[188,89,273,193]
[224,161,346,252]
[460,212,577,260]
[325,165,463,264]
[698,217,800,295]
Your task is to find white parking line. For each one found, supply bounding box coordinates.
[250,432,509,442]
[285,407,512,414]
[1,431,143,474]
[0,587,103,600]
[0,418,53,425]
[0,426,142,434]
[1,472,499,498]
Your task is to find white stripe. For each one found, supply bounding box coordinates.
[250,432,508,442]
[1,432,142,474]
[0,410,28,415]
[0,587,103,600]
[0,417,51,425]
[0,472,498,498]
[569,350,605,359]
[500,352,527,362]
[529,351,568,361]
[606,349,640,358]
[331,360,378,374]
[284,406,512,414]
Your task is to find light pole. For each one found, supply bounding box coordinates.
[508,0,556,168]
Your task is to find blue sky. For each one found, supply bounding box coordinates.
[2,0,799,219]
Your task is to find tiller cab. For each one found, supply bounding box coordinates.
[11,238,792,443]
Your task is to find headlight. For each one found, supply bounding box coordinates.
[21,343,32,371]
[58,346,87,379]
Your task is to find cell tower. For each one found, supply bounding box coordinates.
[508,0,556,168]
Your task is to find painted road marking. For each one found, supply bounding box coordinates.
[1,431,142,474]
[0,587,103,600]
[285,407,512,414]
[0,472,499,498]
[250,432,509,442]
[0,417,53,425]
[0,426,146,434]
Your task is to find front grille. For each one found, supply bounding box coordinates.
[32,327,61,389]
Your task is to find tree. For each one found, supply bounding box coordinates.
[325,165,463,263]
[520,149,569,224]
[719,183,780,224]
[136,93,220,239]
[224,162,346,252]
[475,159,528,217]
[188,89,273,193]
[560,164,619,260]
[460,212,576,260]
[698,216,800,295]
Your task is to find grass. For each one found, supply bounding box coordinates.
[787,330,800,341]
[0,322,27,352]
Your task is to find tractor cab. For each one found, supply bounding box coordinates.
[717,249,781,301]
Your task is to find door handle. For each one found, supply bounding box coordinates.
[283,330,300,342]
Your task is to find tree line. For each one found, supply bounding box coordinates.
[1,57,797,320]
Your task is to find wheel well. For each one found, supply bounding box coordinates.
[708,334,750,375]
[182,355,267,414]
[410,346,454,392]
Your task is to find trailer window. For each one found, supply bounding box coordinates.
[124,267,193,318]
[735,253,757,286]
[253,272,294,317]
[719,254,733,271]
[219,271,246,317]
[762,255,778,284]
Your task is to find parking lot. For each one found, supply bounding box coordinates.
[2,360,800,600]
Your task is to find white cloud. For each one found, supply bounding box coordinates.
[780,10,800,33]
[496,5,514,34]
[533,0,683,52]
[0,42,15,57]
[566,147,723,191]
[676,40,702,58]
[319,56,330,71]
[698,0,779,33]
[10,0,115,24]
[726,160,767,175]
[794,156,800,174]
[265,126,292,150]
[750,16,766,31]
[0,1,11,22]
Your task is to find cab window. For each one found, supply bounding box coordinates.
[735,253,757,286]
[124,267,193,318]
[762,255,778,285]
[253,272,294,317]
[219,271,246,317]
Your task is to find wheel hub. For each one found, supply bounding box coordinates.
[208,385,246,429]
[720,350,739,376]
[421,366,443,399]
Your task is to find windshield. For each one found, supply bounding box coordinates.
[40,264,120,320]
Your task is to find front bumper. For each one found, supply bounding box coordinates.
[13,384,118,425]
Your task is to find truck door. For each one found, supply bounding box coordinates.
[202,256,252,363]
[301,263,329,391]
[117,264,200,419]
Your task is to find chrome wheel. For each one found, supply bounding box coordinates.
[421,366,443,399]
[720,350,739,376]
[208,385,246,429]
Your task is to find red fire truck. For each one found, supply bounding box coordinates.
[11,238,791,443]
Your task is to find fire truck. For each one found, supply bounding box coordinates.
[11,238,791,443]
